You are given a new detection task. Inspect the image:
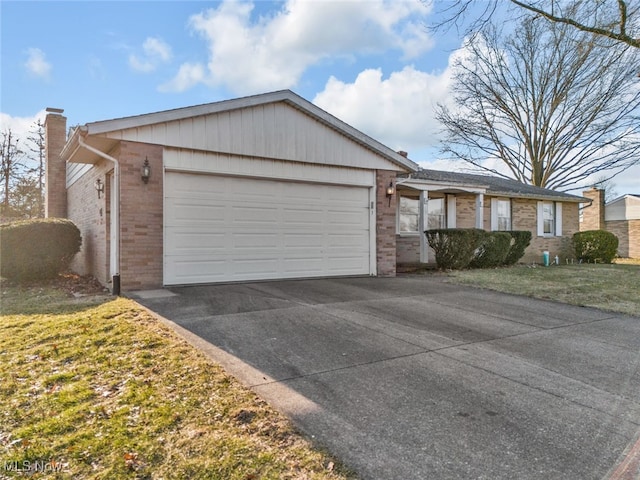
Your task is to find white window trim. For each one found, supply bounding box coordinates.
[537,201,563,237]
[397,194,420,236]
[491,198,512,231]
[447,194,456,228]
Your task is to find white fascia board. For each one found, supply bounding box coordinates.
[397,178,487,194]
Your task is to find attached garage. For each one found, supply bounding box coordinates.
[164,172,374,284]
[56,90,417,291]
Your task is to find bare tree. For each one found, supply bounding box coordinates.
[592,174,619,202]
[436,16,640,191]
[26,120,45,216]
[0,129,26,216]
[432,0,640,49]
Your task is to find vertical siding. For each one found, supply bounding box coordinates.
[106,102,398,171]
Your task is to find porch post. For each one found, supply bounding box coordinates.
[419,190,428,263]
[475,193,484,229]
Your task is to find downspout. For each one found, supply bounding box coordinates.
[77,133,121,295]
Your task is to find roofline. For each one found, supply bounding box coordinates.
[400,175,587,202]
[606,193,640,205]
[81,89,418,172]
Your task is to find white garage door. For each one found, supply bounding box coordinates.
[164,172,373,285]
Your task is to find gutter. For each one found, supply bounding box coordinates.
[77,132,121,295]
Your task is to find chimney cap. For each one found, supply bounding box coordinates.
[46,107,64,114]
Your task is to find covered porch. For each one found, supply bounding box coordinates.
[395,176,488,264]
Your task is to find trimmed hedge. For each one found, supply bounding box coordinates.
[503,230,532,266]
[425,228,485,270]
[470,231,512,268]
[426,228,533,270]
[573,230,618,264]
[0,218,82,281]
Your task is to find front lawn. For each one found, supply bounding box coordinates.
[446,263,640,317]
[0,279,352,479]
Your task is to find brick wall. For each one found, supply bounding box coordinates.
[605,219,640,258]
[117,141,164,290]
[67,160,111,284]
[66,140,163,290]
[44,110,67,218]
[392,194,581,265]
[456,195,477,229]
[629,220,640,258]
[581,188,605,231]
[376,170,397,276]
[396,235,420,264]
[512,198,580,263]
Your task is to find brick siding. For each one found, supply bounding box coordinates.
[67,160,112,284]
[581,188,604,231]
[114,141,164,290]
[67,141,163,290]
[376,170,397,276]
[44,112,67,218]
[395,194,580,265]
[396,235,420,264]
[606,219,640,258]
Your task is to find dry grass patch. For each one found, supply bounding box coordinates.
[0,281,353,479]
[446,263,640,317]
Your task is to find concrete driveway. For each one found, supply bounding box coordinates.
[131,276,640,480]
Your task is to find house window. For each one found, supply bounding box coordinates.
[428,198,446,229]
[537,201,562,237]
[494,199,511,231]
[543,202,555,235]
[399,195,419,233]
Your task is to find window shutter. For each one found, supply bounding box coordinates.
[490,198,498,231]
[555,202,563,236]
[537,201,544,237]
[447,195,456,228]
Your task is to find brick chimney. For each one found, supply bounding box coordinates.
[581,187,605,231]
[44,108,67,218]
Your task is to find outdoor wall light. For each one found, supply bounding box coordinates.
[141,157,151,184]
[94,178,105,199]
[386,181,395,206]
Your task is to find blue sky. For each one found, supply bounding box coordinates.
[1,0,638,195]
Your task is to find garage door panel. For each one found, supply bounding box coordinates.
[165,172,372,284]
[231,205,279,224]
[283,233,324,248]
[165,229,227,252]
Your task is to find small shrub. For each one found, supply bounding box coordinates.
[0,218,82,282]
[470,231,512,268]
[573,230,618,264]
[503,230,533,265]
[425,228,484,270]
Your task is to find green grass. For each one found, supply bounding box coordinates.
[0,283,354,479]
[446,263,640,316]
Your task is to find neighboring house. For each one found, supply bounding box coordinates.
[395,169,586,265]
[43,90,586,292]
[44,91,417,291]
[581,188,640,258]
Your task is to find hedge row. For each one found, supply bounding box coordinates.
[425,229,532,270]
[0,218,82,282]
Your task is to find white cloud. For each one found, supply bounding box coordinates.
[0,111,47,140]
[24,48,52,80]
[159,63,206,92]
[129,37,173,73]
[313,65,452,154]
[163,0,433,94]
